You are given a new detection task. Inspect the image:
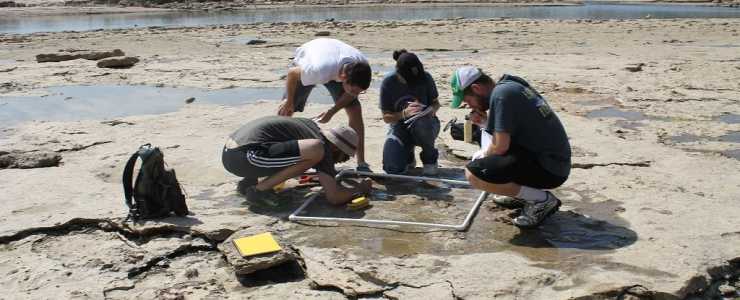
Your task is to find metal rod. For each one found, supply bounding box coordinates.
[288,169,490,231]
[335,169,470,186]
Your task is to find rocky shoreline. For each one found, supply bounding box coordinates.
[2,0,740,14]
[1,12,739,300]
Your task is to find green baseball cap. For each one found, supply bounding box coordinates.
[450,67,483,108]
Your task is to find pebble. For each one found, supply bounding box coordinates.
[246,39,267,45]
[184,268,199,279]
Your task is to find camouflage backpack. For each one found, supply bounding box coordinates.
[122,144,188,221]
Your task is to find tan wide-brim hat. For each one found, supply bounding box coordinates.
[323,126,358,157]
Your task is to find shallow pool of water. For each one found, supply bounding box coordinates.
[0,84,336,127]
[2,3,740,34]
[719,131,740,143]
[585,107,649,121]
[670,131,740,144]
[283,179,636,262]
[718,113,740,124]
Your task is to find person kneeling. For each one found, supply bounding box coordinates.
[380,50,441,176]
[222,116,371,207]
[451,67,571,228]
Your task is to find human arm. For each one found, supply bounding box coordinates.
[481,88,517,157]
[278,67,302,116]
[382,101,425,124]
[315,91,356,123]
[485,131,510,156]
[430,98,441,117]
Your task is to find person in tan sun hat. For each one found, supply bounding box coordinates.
[222,116,371,208]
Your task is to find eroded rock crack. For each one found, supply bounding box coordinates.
[571,161,652,169]
[126,244,217,279]
[55,140,113,152]
[0,217,232,282]
[572,257,740,299]
[0,217,224,245]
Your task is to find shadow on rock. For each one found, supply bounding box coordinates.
[510,210,637,250]
[237,260,306,287]
[127,215,204,228]
[157,215,204,227]
[363,167,462,202]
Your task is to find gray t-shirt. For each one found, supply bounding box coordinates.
[379,70,438,113]
[230,116,336,175]
[485,75,571,178]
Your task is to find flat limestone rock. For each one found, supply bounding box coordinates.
[96,56,139,69]
[0,151,62,169]
[218,227,299,276]
[447,139,479,160]
[36,49,125,63]
[301,247,387,297]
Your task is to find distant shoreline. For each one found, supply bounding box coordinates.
[1,1,736,18]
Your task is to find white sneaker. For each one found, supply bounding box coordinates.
[422,164,438,176]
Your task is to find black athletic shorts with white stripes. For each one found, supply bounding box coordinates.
[222,140,301,179]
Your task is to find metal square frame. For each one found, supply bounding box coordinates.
[288,170,490,231]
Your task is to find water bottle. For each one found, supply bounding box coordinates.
[464,115,473,144]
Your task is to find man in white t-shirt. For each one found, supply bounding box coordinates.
[277,38,373,171]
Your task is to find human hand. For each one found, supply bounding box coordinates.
[469,109,487,126]
[403,101,425,119]
[277,99,294,116]
[358,178,373,194]
[472,149,487,161]
[314,110,334,123]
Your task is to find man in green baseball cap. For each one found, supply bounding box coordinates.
[452,67,572,229]
[450,66,483,108]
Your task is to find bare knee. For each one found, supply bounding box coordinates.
[465,169,485,190]
[465,168,514,195]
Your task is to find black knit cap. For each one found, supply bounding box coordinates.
[395,51,425,86]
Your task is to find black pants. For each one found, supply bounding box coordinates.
[466,144,567,189]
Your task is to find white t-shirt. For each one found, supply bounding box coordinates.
[293,38,368,86]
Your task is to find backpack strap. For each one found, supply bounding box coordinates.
[499,74,531,88]
[122,151,140,214]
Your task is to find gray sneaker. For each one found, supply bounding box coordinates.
[512,192,561,228]
[422,164,438,176]
[243,186,282,208]
[236,178,258,195]
[356,162,373,173]
[493,196,525,209]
